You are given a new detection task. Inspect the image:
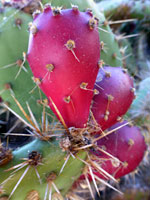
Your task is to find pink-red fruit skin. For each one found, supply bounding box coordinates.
[27,6,100,128]
[91,121,147,180]
[92,66,135,131]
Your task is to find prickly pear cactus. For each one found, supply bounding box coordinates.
[0,0,123,127]
[0,1,147,200]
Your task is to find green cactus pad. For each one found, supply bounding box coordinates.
[128,77,150,126]
[119,38,136,75]
[0,6,53,125]
[0,139,87,199]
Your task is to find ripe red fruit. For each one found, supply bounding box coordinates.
[90,121,147,180]
[27,6,100,128]
[91,66,135,131]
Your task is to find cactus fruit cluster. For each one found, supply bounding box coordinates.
[0,0,148,200]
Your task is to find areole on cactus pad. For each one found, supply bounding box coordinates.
[27,5,100,128]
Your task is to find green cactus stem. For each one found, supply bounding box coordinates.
[97,0,150,21]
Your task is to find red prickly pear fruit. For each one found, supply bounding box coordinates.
[91,121,147,180]
[27,6,100,128]
[91,66,135,131]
